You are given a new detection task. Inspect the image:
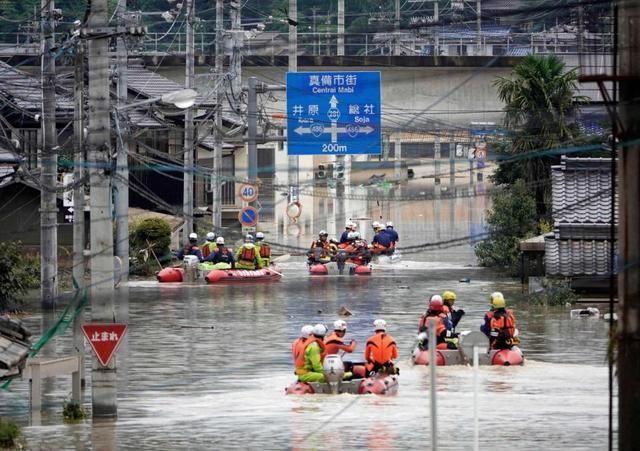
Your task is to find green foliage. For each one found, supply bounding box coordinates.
[62,401,87,421]
[528,280,578,306]
[493,55,588,217]
[129,218,172,276]
[0,417,20,448]
[475,180,537,274]
[0,242,39,310]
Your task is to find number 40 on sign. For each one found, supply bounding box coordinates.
[239,183,259,202]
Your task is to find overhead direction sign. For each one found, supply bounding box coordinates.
[238,183,259,202]
[286,71,381,155]
[238,206,259,227]
[82,323,128,367]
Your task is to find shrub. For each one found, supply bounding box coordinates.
[130,218,172,257]
[528,279,578,306]
[0,242,39,310]
[0,417,20,448]
[475,179,537,275]
[63,401,87,421]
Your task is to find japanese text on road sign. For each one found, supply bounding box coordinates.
[286,72,381,155]
[81,323,128,367]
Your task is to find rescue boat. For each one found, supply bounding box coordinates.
[156,267,185,283]
[308,263,329,275]
[205,266,282,284]
[411,346,525,366]
[286,355,399,396]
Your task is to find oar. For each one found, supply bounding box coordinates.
[271,253,291,263]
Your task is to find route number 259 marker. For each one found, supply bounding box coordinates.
[286,72,381,155]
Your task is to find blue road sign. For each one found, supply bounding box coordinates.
[238,206,259,227]
[286,71,381,155]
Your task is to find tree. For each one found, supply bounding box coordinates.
[0,242,39,310]
[493,54,587,217]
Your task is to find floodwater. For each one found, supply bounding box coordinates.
[0,177,615,450]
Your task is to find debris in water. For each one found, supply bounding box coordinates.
[317,309,323,314]
[397,286,410,290]
[459,278,471,283]
[603,312,618,321]
[570,308,600,318]
[338,306,352,316]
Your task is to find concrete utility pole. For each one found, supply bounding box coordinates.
[40,0,58,308]
[72,35,86,394]
[288,0,298,201]
[87,0,116,417]
[394,0,401,55]
[114,0,129,282]
[476,0,482,55]
[229,1,242,113]
[618,3,640,449]
[434,128,441,184]
[247,77,258,182]
[337,0,344,56]
[212,0,223,231]
[183,0,195,240]
[311,7,319,55]
[434,0,440,56]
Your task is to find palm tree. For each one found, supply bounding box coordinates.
[493,54,587,217]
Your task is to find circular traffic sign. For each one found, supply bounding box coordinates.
[286,201,302,219]
[239,183,259,202]
[238,206,259,227]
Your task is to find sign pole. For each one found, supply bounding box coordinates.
[429,317,438,451]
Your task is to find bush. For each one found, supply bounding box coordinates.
[129,218,172,276]
[0,242,40,310]
[0,417,20,448]
[475,179,537,275]
[528,279,578,306]
[63,401,87,421]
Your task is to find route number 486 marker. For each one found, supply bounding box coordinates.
[286,72,381,155]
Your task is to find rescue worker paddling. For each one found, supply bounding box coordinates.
[234,235,264,270]
[254,232,272,267]
[417,295,456,350]
[364,319,399,376]
[481,292,520,350]
[442,290,465,329]
[324,320,357,355]
[308,231,336,265]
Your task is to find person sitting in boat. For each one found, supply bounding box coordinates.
[292,324,313,368]
[177,232,203,262]
[254,232,272,266]
[481,292,520,350]
[234,235,264,270]
[442,290,465,329]
[339,222,355,245]
[417,295,455,350]
[201,232,216,260]
[308,230,335,264]
[364,319,398,375]
[296,324,328,383]
[207,237,235,266]
[345,231,371,265]
[385,221,399,246]
[324,320,357,355]
[370,222,394,255]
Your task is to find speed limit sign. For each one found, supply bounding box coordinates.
[238,183,259,202]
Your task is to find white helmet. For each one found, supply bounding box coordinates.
[206,232,215,241]
[372,221,381,229]
[319,230,328,236]
[313,323,327,337]
[188,232,198,240]
[347,231,357,240]
[333,319,347,331]
[386,221,393,228]
[430,294,443,303]
[345,222,352,230]
[245,234,254,242]
[373,319,387,331]
[215,237,225,245]
[256,232,265,240]
[350,221,358,229]
[301,324,314,338]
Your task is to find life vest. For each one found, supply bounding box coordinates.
[365,332,397,365]
[490,309,516,340]
[324,331,346,355]
[418,312,447,334]
[303,336,326,361]
[310,240,329,257]
[292,337,307,368]
[258,242,271,259]
[201,242,214,258]
[239,246,256,265]
[216,247,232,262]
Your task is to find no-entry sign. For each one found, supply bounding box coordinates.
[82,323,128,366]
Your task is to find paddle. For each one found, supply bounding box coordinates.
[271,253,291,263]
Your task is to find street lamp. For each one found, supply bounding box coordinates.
[116,88,198,111]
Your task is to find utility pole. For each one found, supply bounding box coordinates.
[212,0,223,231]
[434,0,439,56]
[40,0,58,308]
[288,0,298,203]
[247,77,257,182]
[618,2,640,449]
[115,0,129,282]
[72,34,86,398]
[476,0,482,55]
[183,0,195,240]
[337,0,344,56]
[394,0,401,55]
[311,6,319,55]
[434,128,441,185]
[87,0,116,417]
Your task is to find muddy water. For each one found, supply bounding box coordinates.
[0,262,613,450]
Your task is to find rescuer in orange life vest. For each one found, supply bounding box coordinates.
[292,324,314,368]
[308,230,337,264]
[254,232,272,266]
[177,232,204,262]
[200,232,216,260]
[364,319,399,376]
[324,319,357,355]
[441,290,465,329]
[417,295,455,350]
[296,324,329,383]
[234,235,264,270]
[481,292,520,350]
